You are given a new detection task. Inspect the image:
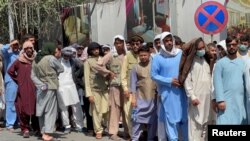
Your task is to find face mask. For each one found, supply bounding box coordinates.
[239,44,248,51]
[196,49,205,57]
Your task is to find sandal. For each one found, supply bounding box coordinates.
[95,133,102,139]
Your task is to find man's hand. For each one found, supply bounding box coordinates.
[108,71,116,80]
[124,90,130,99]
[131,95,137,107]
[10,40,19,47]
[89,96,94,104]
[212,100,218,112]
[217,101,226,111]
[172,78,181,87]
[191,98,200,106]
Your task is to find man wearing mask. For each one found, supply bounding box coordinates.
[1,40,20,131]
[237,34,250,59]
[237,34,250,124]
[181,38,215,141]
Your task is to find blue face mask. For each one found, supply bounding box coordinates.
[239,44,248,51]
[196,49,205,57]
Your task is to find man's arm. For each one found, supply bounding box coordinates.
[49,56,64,74]
[130,65,138,94]
[184,71,196,100]
[121,55,129,92]
[84,60,93,97]
[7,60,18,83]
[1,40,19,57]
[95,52,112,76]
[213,62,225,102]
[150,57,172,87]
[130,65,138,107]
[30,63,46,89]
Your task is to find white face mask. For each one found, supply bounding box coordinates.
[196,49,205,57]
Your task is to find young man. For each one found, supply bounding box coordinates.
[153,34,161,52]
[1,39,20,131]
[121,35,144,138]
[130,46,157,141]
[8,41,38,138]
[95,35,127,140]
[31,42,64,141]
[102,44,111,56]
[207,43,217,58]
[213,36,247,125]
[182,38,214,141]
[151,32,188,141]
[84,42,108,139]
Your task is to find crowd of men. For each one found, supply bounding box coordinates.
[0,31,249,141]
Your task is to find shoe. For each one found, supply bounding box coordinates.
[63,128,71,134]
[110,134,122,141]
[82,127,88,133]
[73,127,83,133]
[23,131,30,138]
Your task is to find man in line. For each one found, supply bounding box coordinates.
[96,35,128,140]
[1,40,20,131]
[130,46,157,141]
[151,32,188,141]
[213,36,247,125]
[31,42,64,141]
[121,35,144,138]
[8,41,38,138]
[57,47,84,134]
[237,34,250,124]
[181,38,215,140]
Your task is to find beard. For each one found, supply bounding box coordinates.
[228,49,237,55]
[26,51,33,58]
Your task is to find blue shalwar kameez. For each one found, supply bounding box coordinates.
[1,44,18,128]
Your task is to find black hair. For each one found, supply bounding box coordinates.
[146,42,154,48]
[131,35,144,43]
[87,42,104,56]
[138,46,150,53]
[173,35,183,45]
[226,36,238,44]
[21,34,35,43]
[240,34,249,42]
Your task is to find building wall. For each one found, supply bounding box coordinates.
[90,0,229,45]
[91,0,127,45]
[173,0,226,43]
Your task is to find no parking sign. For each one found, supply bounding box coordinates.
[194,1,228,35]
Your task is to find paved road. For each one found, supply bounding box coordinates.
[0,128,113,141]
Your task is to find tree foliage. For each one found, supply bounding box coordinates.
[0,0,86,43]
